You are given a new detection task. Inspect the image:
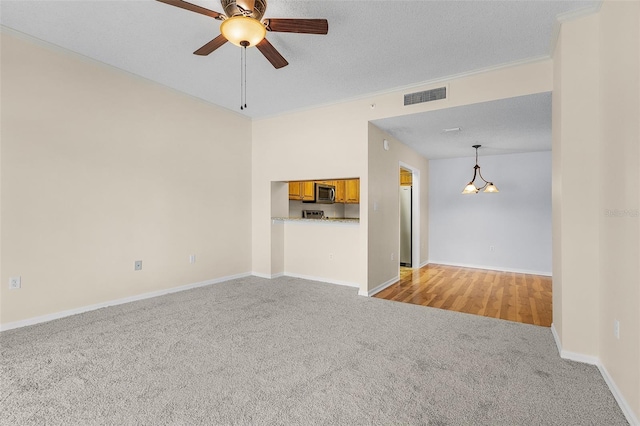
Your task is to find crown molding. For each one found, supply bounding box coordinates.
[549,2,603,57]
[254,55,551,122]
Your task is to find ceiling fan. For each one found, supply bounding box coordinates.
[157,0,329,69]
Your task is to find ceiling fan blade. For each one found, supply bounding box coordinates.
[193,34,228,56]
[265,18,328,35]
[156,0,223,20]
[256,39,289,69]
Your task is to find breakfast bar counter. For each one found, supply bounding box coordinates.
[272,217,359,224]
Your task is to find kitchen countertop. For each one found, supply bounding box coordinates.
[272,217,360,224]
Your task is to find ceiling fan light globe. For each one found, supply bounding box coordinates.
[220,16,266,47]
[462,183,478,194]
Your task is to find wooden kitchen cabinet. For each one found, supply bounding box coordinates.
[289,181,315,201]
[333,180,346,203]
[400,170,413,186]
[290,179,358,204]
[289,181,302,200]
[301,181,315,201]
[344,178,360,204]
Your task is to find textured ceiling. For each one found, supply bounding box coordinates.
[1,0,598,122]
[372,92,552,160]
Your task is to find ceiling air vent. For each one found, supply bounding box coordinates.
[404,87,447,106]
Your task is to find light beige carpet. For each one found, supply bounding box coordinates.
[0,276,628,425]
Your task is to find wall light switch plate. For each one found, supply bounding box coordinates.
[189,254,196,264]
[9,276,21,289]
[134,260,142,271]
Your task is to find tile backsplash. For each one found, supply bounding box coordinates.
[289,201,360,219]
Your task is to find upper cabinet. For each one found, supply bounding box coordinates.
[301,181,315,201]
[289,181,302,199]
[289,181,315,201]
[344,179,360,204]
[400,169,412,186]
[334,180,346,203]
[289,178,359,204]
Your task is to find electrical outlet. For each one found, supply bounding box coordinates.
[134,260,142,271]
[189,254,196,264]
[329,253,334,260]
[490,246,495,252]
[614,320,620,339]
[9,276,21,289]
[391,253,394,261]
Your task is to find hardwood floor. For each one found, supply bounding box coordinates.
[374,264,552,327]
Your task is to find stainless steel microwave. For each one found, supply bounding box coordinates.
[304,183,335,204]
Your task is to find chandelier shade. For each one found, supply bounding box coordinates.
[462,183,479,194]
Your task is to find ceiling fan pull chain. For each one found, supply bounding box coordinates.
[240,46,244,110]
[240,42,249,110]
[244,44,248,109]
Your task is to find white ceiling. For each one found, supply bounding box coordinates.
[372,92,552,159]
[1,0,597,122]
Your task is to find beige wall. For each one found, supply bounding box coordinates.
[551,29,564,345]
[553,0,640,419]
[552,14,601,356]
[270,182,288,276]
[0,31,253,326]
[368,123,429,293]
[283,221,361,287]
[598,0,640,419]
[251,60,552,295]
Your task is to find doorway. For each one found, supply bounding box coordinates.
[398,162,420,271]
[400,167,412,267]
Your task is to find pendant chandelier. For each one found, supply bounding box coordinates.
[462,145,499,194]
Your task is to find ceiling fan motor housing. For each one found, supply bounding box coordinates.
[221,0,267,20]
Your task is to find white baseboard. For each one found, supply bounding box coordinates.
[361,275,399,297]
[550,323,563,356]
[0,272,252,332]
[427,260,552,277]
[550,323,639,425]
[251,272,272,279]
[251,272,284,279]
[419,260,430,268]
[550,323,599,365]
[597,363,639,426]
[283,272,359,289]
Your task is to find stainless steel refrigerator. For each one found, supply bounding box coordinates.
[400,186,412,266]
